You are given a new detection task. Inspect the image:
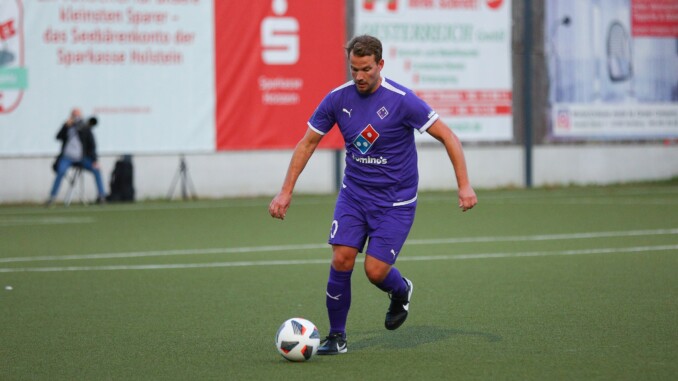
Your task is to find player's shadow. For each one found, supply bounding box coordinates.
[351,325,501,351]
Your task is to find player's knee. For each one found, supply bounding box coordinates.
[331,245,358,271]
[331,257,354,271]
[331,254,355,271]
[364,260,390,284]
[365,270,384,284]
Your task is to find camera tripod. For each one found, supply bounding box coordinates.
[167,155,197,200]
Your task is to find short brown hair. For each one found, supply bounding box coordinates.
[346,35,383,62]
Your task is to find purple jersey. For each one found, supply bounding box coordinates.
[308,77,439,206]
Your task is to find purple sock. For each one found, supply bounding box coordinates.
[376,267,407,298]
[326,266,352,335]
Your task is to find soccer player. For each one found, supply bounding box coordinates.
[269,35,477,355]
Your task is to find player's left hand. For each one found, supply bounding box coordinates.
[458,185,477,212]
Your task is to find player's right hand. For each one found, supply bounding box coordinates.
[269,192,291,220]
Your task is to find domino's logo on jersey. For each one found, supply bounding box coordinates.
[353,124,380,154]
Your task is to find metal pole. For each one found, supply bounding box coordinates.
[180,156,187,200]
[523,0,534,188]
[332,0,354,192]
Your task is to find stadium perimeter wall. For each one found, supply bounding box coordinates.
[1,143,677,204]
[2,1,677,204]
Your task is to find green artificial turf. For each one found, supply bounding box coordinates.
[1,185,676,380]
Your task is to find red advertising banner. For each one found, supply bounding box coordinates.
[0,0,25,114]
[214,0,346,150]
[632,0,678,37]
[415,90,513,116]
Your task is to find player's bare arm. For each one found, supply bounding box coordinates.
[426,120,478,212]
[269,128,324,220]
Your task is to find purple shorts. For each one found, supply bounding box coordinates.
[328,190,416,265]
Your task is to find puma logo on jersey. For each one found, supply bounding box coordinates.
[342,108,352,117]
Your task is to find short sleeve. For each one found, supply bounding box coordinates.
[307,92,337,135]
[404,92,439,134]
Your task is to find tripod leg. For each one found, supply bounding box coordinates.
[180,159,197,200]
[78,169,87,205]
[167,170,181,200]
[185,171,197,200]
[64,168,77,206]
[181,163,188,200]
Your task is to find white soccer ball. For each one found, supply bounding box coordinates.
[275,317,320,362]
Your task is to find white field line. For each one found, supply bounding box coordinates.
[0,228,677,265]
[0,243,328,263]
[0,217,95,227]
[406,228,678,245]
[489,198,678,206]
[0,244,676,273]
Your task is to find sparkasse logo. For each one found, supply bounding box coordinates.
[486,0,504,10]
